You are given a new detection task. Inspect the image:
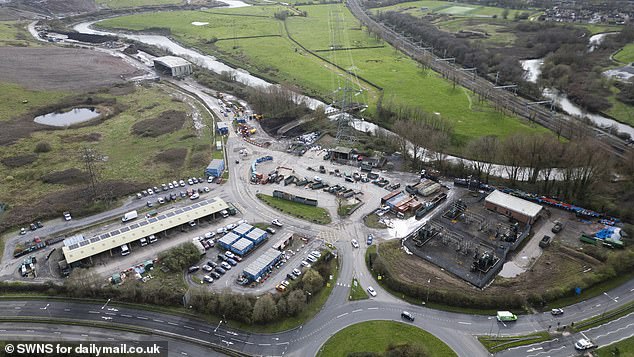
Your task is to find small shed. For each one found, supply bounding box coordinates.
[243,248,282,281]
[205,159,225,178]
[245,227,268,245]
[233,223,254,237]
[217,121,229,135]
[272,233,293,251]
[217,231,241,250]
[230,238,254,256]
[484,190,543,224]
[331,146,353,161]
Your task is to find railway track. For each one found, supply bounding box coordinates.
[347,0,631,158]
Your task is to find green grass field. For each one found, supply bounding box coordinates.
[614,43,634,64]
[349,278,369,300]
[370,0,539,19]
[0,82,69,121]
[0,21,39,47]
[98,4,550,144]
[607,87,634,127]
[596,336,634,356]
[256,193,332,224]
[95,0,182,9]
[317,320,457,357]
[437,18,517,45]
[478,332,552,353]
[0,84,213,209]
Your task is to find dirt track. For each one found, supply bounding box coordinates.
[0,46,143,91]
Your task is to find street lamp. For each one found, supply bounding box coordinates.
[426,279,431,303]
[601,292,618,318]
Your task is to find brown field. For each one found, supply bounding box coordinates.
[131,110,187,137]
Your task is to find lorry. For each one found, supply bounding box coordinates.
[122,210,138,222]
[192,239,206,255]
[120,244,130,256]
[496,311,517,322]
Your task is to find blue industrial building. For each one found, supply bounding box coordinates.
[205,159,225,178]
[230,238,254,256]
[243,248,283,282]
[217,121,229,135]
[245,227,268,245]
[217,231,241,250]
[233,223,253,237]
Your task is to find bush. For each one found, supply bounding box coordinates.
[159,243,201,271]
[34,141,52,153]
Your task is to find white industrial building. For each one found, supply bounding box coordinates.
[153,56,193,77]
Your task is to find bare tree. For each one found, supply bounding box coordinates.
[500,134,526,185]
[466,136,499,183]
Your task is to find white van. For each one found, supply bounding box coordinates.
[148,235,157,244]
[121,244,130,256]
[139,237,148,247]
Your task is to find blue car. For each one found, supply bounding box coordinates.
[366,234,374,246]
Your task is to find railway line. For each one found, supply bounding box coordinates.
[347,0,631,158]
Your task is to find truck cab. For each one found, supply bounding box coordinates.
[220,210,229,218]
[148,235,157,244]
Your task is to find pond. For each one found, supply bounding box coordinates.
[34,107,101,127]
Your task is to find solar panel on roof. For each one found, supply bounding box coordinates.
[148,218,158,223]
[80,240,89,247]
[100,233,110,239]
[158,215,166,220]
[191,203,200,208]
[130,223,139,229]
[120,227,130,232]
[139,221,148,226]
[175,209,184,214]
[111,230,120,236]
[90,237,100,243]
[166,212,175,217]
[69,244,79,250]
[183,207,192,212]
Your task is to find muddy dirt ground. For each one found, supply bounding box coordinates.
[0,46,142,91]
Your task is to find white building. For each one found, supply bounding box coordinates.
[153,56,193,77]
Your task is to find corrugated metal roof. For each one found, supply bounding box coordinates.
[206,159,224,170]
[233,223,253,237]
[62,197,229,264]
[153,56,191,68]
[243,248,282,278]
[232,238,253,251]
[246,227,266,240]
[485,190,543,218]
[218,231,241,246]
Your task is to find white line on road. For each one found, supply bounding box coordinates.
[121,314,132,318]
[137,316,148,320]
[64,309,70,312]
[258,343,271,346]
[276,342,290,345]
[153,319,164,323]
[104,312,116,316]
[199,329,210,334]
[526,345,565,357]
[168,322,178,326]
[458,322,471,325]
[336,313,349,318]
[183,326,194,330]
[88,311,100,314]
[352,309,362,313]
[367,307,378,310]
[230,337,243,342]
[244,341,254,345]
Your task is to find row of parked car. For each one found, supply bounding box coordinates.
[277,250,322,291]
[189,250,243,284]
[136,177,215,199]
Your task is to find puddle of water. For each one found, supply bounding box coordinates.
[34,107,100,127]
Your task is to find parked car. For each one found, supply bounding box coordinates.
[224,251,235,259]
[310,250,322,258]
[217,227,227,235]
[179,180,186,187]
[351,239,359,248]
[207,176,214,183]
[210,271,221,279]
[190,193,200,200]
[226,258,237,266]
[204,231,216,239]
[203,275,214,284]
[207,261,218,268]
[367,286,377,297]
[220,261,232,270]
[187,266,200,273]
[301,261,311,268]
[214,266,226,275]
[292,268,301,277]
[217,254,228,262]
[401,311,415,321]
[63,211,72,221]
[539,235,553,248]
[188,221,196,227]
[225,223,237,231]
[187,178,194,185]
[147,188,154,195]
[157,197,165,204]
[366,234,374,246]
[552,220,564,233]
[306,255,318,263]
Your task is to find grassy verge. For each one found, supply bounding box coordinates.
[349,278,369,300]
[317,320,457,357]
[571,300,634,332]
[548,272,634,309]
[231,255,339,333]
[363,214,387,229]
[595,335,634,357]
[256,193,331,224]
[95,0,182,9]
[614,43,634,64]
[477,332,552,354]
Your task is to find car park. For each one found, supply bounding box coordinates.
[202,265,213,272]
[306,255,318,263]
[310,251,322,258]
[551,308,564,315]
[210,271,221,279]
[301,261,311,268]
[226,223,237,231]
[203,275,214,284]
[226,258,237,266]
[221,261,232,270]
[272,219,283,227]
[225,251,235,259]
[214,267,226,275]
[367,286,377,297]
[401,311,415,321]
[187,266,200,273]
[204,231,216,239]
[217,254,228,262]
[292,268,302,277]
[366,234,374,245]
[351,239,359,248]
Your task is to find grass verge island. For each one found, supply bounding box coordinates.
[317,320,457,357]
[256,193,332,224]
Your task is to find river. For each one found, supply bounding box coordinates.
[520,33,634,138]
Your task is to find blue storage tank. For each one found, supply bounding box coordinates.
[205,159,225,177]
[245,227,268,245]
[230,238,254,256]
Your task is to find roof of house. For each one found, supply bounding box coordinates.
[485,190,543,218]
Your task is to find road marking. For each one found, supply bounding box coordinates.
[526,347,543,352]
[276,342,289,345]
[352,309,362,313]
[14,307,20,310]
[458,322,471,325]
[367,307,378,310]
[230,337,243,342]
[214,333,223,338]
[336,313,348,318]
[199,329,210,334]
[121,314,132,318]
[54,332,61,334]
[88,311,100,314]
[183,325,194,330]
[104,312,116,316]
[153,319,164,323]
[168,322,178,326]
[137,316,148,320]
[26,330,34,333]
[244,341,254,345]
[180,352,188,356]
[64,309,70,312]
[81,334,88,337]
[258,343,271,346]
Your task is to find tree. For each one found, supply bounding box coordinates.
[301,269,324,295]
[466,136,499,183]
[159,243,201,272]
[276,296,288,317]
[252,294,278,323]
[286,290,306,316]
[501,8,510,19]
